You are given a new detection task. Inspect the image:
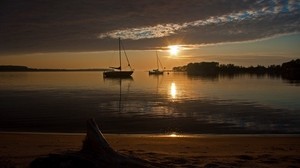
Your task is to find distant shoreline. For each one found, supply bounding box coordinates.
[0,65,108,72]
[173,59,300,81]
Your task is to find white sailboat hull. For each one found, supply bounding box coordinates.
[149,69,164,75]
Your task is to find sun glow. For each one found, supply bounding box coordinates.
[168,45,180,56]
[169,132,177,137]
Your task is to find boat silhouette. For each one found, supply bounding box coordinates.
[149,51,164,75]
[103,38,134,78]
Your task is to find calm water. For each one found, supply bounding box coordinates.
[0,71,299,134]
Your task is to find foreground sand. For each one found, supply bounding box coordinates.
[0,133,299,168]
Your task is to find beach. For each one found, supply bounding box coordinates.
[0,133,299,168]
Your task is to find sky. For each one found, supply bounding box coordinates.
[0,0,299,69]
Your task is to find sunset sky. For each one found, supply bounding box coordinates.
[0,0,299,70]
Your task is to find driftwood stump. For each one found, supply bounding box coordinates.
[30,119,159,168]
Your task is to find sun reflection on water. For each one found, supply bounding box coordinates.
[170,82,177,99]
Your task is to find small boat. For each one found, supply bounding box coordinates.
[103,38,134,78]
[149,51,164,75]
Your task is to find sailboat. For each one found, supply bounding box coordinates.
[103,38,134,78]
[149,51,164,75]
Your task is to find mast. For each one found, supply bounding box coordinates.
[119,37,122,71]
[156,51,159,70]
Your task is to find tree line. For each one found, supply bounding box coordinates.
[173,59,300,80]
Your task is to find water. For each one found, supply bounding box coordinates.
[0,71,299,134]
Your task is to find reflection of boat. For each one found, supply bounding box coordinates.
[103,76,133,82]
[103,38,134,78]
[103,77,133,114]
[149,51,164,75]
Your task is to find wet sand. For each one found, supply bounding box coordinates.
[0,133,299,168]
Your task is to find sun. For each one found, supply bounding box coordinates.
[168,45,180,56]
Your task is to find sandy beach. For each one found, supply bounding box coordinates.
[0,133,299,168]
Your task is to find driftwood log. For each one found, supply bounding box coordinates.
[30,119,160,168]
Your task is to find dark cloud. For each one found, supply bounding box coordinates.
[0,0,299,55]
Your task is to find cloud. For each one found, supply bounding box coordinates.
[0,0,299,55]
[98,24,182,40]
[99,0,300,40]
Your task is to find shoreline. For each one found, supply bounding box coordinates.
[1,131,300,137]
[1,132,299,167]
